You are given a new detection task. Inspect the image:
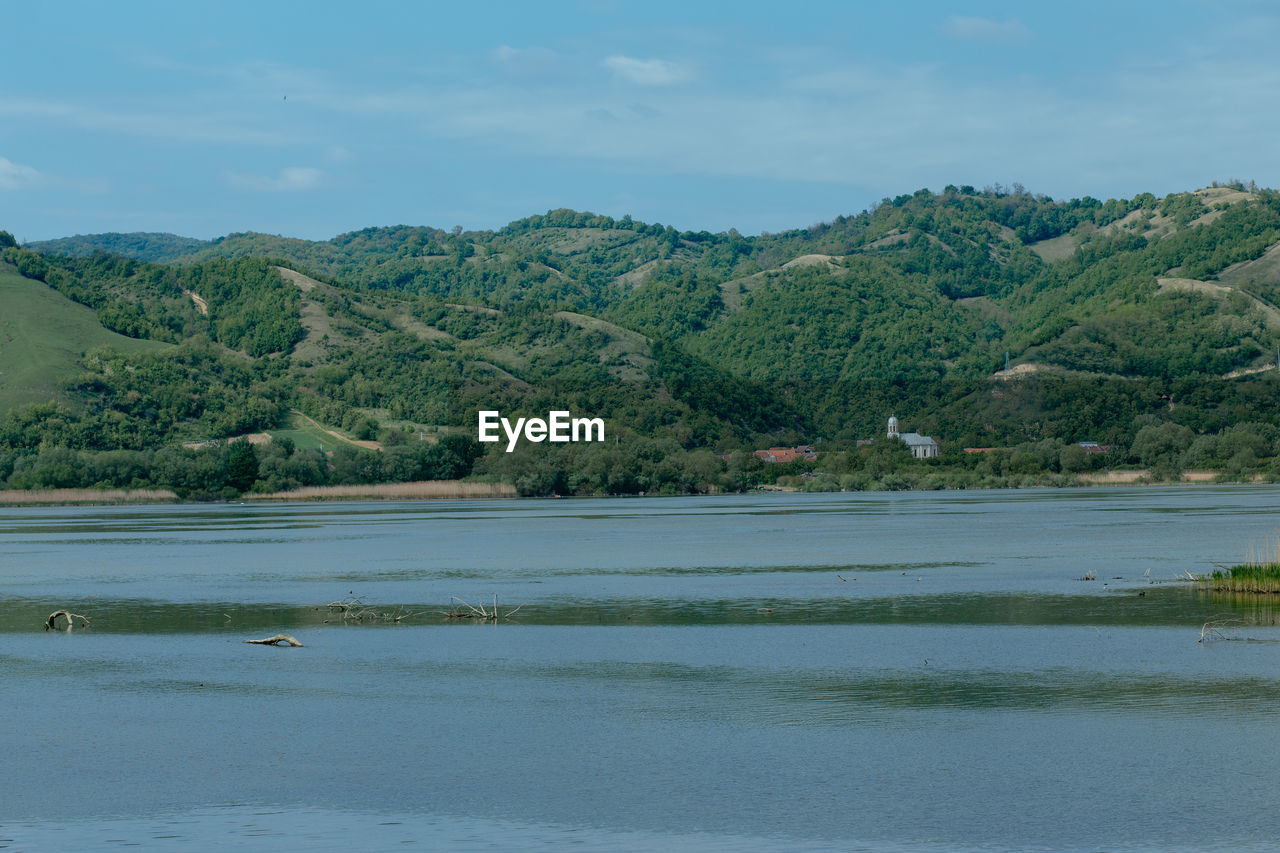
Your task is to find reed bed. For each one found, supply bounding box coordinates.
[1205,535,1280,593]
[0,488,178,505]
[1207,564,1280,594]
[246,480,517,501]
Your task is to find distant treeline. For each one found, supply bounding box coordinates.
[476,417,1280,496]
[0,435,484,501]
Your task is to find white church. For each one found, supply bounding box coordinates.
[888,416,940,459]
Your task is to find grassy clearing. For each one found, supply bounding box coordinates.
[280,409,381,451]
[352,409,457,441]
[0,263,169,412]
[285,275,370,364]
[0,488,178,505]
[718,269,771,310]
[268,409,359,451]
[266,427,334,452]
[245,481,516,501]
[553,310,654,381]
[1217,239,1280,290]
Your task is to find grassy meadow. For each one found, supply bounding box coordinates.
[0,262,169,412]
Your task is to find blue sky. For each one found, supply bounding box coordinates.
[2,0,1278,241]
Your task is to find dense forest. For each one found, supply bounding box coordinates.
[6,181,1280,498]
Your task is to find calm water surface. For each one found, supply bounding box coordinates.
[4,487,1280,851]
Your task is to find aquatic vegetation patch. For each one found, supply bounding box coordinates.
[1205,535,1280,593]
[1206,562,1280,594]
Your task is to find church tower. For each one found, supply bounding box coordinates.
[887,415,899,438]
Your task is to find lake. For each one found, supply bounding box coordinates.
[3,487,1280,851]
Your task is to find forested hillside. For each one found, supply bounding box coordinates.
[9,181,1280,497]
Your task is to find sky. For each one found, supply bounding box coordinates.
[3,0,1279,242]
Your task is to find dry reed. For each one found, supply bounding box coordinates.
[245,481,517,501]
[0,488,178,505]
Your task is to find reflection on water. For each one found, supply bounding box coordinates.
[5,487,1280,852]
[1198,588,1280,625]
[0,586,1269,633]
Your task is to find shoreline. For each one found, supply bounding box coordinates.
[0,481,515,507]
[242,481,516,501]
[0,474,1272,508]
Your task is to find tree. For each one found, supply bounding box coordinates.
[1059,444,1089,473]
[1129,422,1194,470]
[225,441,260,492]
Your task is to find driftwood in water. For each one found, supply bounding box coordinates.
[441,595,524,622]
[45,610,90,632]
[322,592,426,624]
[243,633,303,647]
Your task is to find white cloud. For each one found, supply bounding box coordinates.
[223,166,323,192]
[604,56,691,86]
[493,45,559,66]
[0,96,292,146]
[314,46,1280,203]
[0,156,42,190]
[47,36,1280,215]
[490,45,572,83]
[128,51,327,99]
[944,16,1031,43]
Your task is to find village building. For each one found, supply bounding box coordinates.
[888,415,939,459]
[753,445,819,464]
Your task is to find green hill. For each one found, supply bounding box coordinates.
[0,261,168,412]
[56,185,1275,389]
[28,232,211,263]
[10,182,1280,495]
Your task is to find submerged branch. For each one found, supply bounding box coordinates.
[244,633,303,647]
[1198,619,1242,643]
[44,610,90,632]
